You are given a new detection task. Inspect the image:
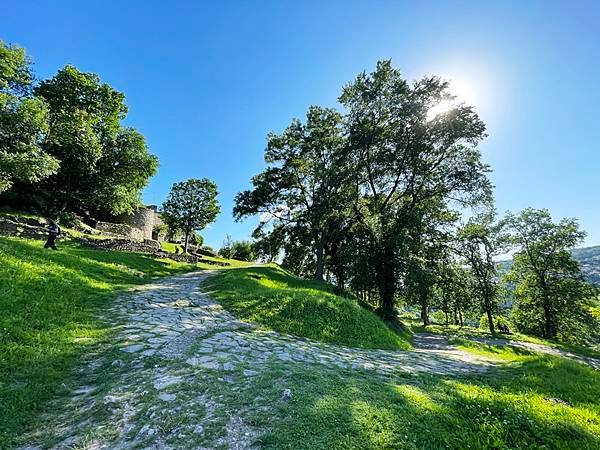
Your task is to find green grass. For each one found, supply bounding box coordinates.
[159,241,181,253]
[407,319,600,360]
[0,236,204,446]
[250,355,600,449]
[203,265,411,350]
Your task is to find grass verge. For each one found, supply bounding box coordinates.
[203,265,411,350]
[0,236,220,446]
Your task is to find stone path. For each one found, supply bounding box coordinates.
[465,336,600,370]
[20,271,497,450]
[112,271,495,377]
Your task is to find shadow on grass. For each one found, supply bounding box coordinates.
[257,354,600,449]
[0,237,197,447]
[203,266,411,350]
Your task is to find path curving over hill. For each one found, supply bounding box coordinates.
[20,271,498,449]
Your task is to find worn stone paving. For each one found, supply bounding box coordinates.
[20,270,497,450]
[112,271,494,377]
[465,335,600,370]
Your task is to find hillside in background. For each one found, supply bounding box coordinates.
[499,245,600,286]
[572,246,600,285]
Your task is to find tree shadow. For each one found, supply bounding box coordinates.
[0,237,197,446]
[260,356,600,449]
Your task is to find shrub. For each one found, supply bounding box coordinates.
[480,314,511,332]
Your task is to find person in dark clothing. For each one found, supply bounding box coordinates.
[44,220,61,250]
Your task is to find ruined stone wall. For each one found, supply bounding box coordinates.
[96,221,144,240]
[116,206,156,240]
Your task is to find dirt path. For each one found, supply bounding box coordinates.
[20,271,496,449]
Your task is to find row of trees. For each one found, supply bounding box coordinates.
[234,60,598,344]
[0,40,158,219]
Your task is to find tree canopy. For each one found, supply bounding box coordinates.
[161,178,220,253]
[0,40,58,193]
[0,41,158,220]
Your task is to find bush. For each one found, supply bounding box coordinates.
[433,310,447,325]
[58,211,82,228]
[230,240,255,261]
[480,314,511,332]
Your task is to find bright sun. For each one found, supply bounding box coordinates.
[426,78,479,121]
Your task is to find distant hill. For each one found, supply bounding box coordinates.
[499,245,600,286]
[571,245,600,286]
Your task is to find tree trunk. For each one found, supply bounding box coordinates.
[543,301,556,339]
[377,242,396,319]
[183,228,190,254]
[420,302,430,326]
[314,237,324,281]
[459,309,464,327]
[486,304,495,334]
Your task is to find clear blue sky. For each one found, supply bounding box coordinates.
[3,1,599,248]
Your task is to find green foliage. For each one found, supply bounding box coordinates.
[0,40,58,192]
[432,310,446,324]
[230,240,255,261]
[0,236,200,445]
[21,65,159,216]
[456,213,507,333]
[234,106,346,280]
[339,60,491,317]
[504,208,595,343]
[203,266,411,350]
[479,314,510,332]
[161,178,220,253]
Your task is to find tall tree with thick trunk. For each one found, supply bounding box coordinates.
[340,60,491,318]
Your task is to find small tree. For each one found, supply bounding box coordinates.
[503,208,591,341]
[456,213,506,334]
[161,178,220,253]
[218,234,233,259]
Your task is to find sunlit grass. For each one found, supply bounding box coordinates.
[248,355,600,449]
[0,237,202,446]
[203,265,411,350]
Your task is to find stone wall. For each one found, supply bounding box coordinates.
[96,221,145,240]
[78,237,161,253]
[116,205,161,240]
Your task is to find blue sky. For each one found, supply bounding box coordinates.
[3,1,599,248]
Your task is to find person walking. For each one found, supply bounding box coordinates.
[44,220,61,250]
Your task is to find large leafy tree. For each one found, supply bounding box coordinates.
[340,60,491,318]
[0,40,58,193]
[14,64,158,217]
[456,213,506,333]
[504,208,594,342]
[234,106,348,280]
[161,178,220,253]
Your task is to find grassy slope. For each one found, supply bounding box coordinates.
[0,236,238,445]
[248,354,600,449]
[203,265,411,350]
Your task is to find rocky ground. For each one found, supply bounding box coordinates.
[18,271,560,449]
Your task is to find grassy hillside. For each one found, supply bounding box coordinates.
[0,236,236,445]
[203,265,411,350]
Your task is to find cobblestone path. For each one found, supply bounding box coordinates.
[20,271,497,450]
